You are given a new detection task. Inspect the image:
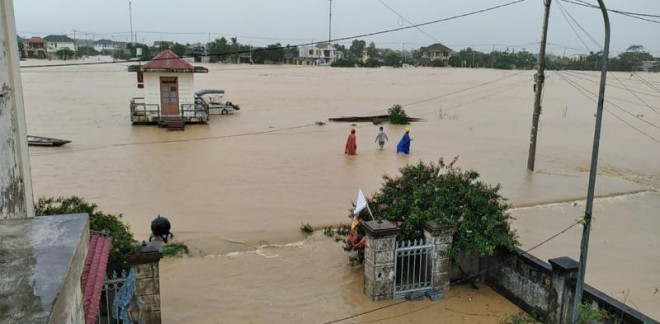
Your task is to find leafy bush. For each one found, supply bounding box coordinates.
[300,222,314,237]
[331,58,361,67]
[35,196,136,273]
[388,104,409,124]
[577,304,612,324]
[162,243,190,258]
[500,311,538,324]
[315,121,326,126]
[356,158,518,259]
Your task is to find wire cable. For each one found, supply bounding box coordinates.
[554,71,660,143]
[375,0,440,43]
[560,0,660,24]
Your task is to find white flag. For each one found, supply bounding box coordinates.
[353,187,368,217]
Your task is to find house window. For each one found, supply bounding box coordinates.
[309,49,314,56]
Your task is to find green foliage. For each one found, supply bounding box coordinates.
[161,243,190,258]
[300,222,314,237]
[252,43,286,64]
[76,46,99,57]
[169,43,186,57]
[363,58,382,68]
[388,104,409,124]
[360,159,518,259]
[323,226,335,237]
[383,52,403,67]
[55,48,75,60]
[349,40,366,58]
[577,304,612,324]
[336,224,350,236]
[35,196,136,273]
[431,59,446,67]
[331,58,361,67]
[500,311,538,324]
[315,121,326,126]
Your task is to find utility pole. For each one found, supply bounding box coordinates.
[572,0,610,322]
[526,0,552,171]
[328,0,332,44]
[129,1,134,44]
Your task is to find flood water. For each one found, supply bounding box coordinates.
[20,59,660,321]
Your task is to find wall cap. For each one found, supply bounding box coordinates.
[422,220,455,236]
[361,220,398,238]
[548,256,579,273]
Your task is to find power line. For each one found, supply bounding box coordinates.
[375,0,440,43]
[555,0,601,49]
[561,71,660,99]
[555,0,593,53]
[554,71,660,144]
[609,72,660,116]
[560,0,660,24]
[321,220,580,324]
[20,0,530,69]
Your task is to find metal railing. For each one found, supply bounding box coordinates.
[130,97,160,119]
[181,103,208,119]
[393,239,435,299]
[97,270,128,324]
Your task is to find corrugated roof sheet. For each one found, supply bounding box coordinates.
[82,234,113,324]
[143,49,194,71]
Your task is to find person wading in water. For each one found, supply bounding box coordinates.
[375,126,388,150]
[345,129,357,155]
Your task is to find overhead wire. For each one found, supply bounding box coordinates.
[554,71,660,143]
[375,0,440,43]
[20,0,530,69]
[560,0,660,24]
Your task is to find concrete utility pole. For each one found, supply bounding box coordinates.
[129,1,134,44]
[527,0,552,171]
[572,0,610,321]
[328,0,332,44]
[0,0,35,219]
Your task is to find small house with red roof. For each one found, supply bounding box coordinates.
[128,49,208,128]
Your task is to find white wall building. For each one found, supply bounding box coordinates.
[43,34,76,52]
[297,42,343,65]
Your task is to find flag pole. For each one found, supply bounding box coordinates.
[365,201,375,220]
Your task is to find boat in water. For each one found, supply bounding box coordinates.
[27,135,71,147]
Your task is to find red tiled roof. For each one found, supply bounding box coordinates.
[27,36,44,43]
[82,234,113,324]
[142,49,194,71]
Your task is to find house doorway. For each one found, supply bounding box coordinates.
[160,77,179,116]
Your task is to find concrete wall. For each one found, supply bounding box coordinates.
[482,250,656,324]
[128,249,163,323]
[143,72,194,109]
[0,0,34,220]
[49,221,89,324]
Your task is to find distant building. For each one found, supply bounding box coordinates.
[296,42,344,65]
[43,34,76,52]
[419,43,454,66]
[75,38,95,48]
[94,39,120,52]
[153,41,173,49]
[569,54,588,62]
[22,36,47,58]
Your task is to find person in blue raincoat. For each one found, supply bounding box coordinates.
[396,127,412,154]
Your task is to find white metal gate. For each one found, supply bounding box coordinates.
[393,239,435,299]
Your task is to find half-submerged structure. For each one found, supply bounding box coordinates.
[128,49,208,129]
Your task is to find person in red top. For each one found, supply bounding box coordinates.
[345,129,357,155]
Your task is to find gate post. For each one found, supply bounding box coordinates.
[127,242,163,323]
[423,220,455,292]
[547,257,579,324]
[362,220,398,301]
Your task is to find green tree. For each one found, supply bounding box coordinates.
[366,41,379,58]
[349,39,366,57]
[55,48,75,60]
[76,46,98,57]
[357,159,518,259]
[170,42,186,57]
[35,196,136,274]
[617,45,653,71]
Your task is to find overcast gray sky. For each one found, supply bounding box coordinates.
[13,0,660,56]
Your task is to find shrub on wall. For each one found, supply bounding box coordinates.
[354,158,518,259]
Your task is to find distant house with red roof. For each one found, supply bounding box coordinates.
[128,49,208,127]
[22,36,47,58]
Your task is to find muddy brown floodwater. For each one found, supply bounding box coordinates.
[20,59,660,321]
